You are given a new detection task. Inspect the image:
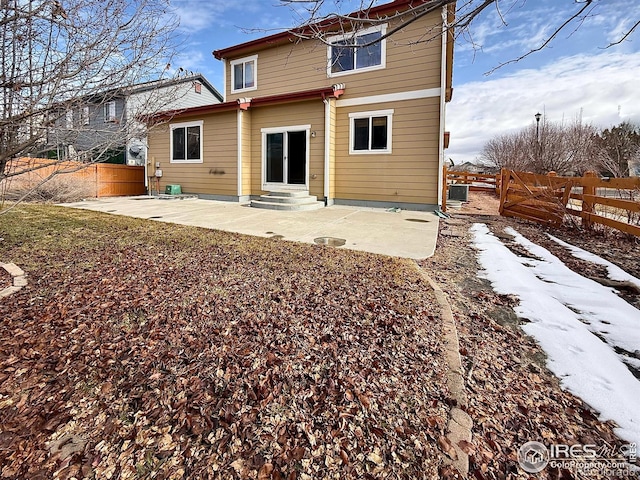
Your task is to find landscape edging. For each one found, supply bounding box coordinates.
[415,263,473,476]
[0,263,27,298]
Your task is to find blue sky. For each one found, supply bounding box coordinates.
[168,0,640,162]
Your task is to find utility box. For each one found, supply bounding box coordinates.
[448,184,469,202]
[165,184,182,195]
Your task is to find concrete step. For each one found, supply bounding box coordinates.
[259,193,318,205]
[266,190,310,198]
[250,190,324,211]
[250,199,324,211]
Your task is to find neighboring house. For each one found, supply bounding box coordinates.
[147,0,455,210]
[48,74,222,170]
[452,161,499,174]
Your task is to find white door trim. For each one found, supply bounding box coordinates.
[261,124,311,191]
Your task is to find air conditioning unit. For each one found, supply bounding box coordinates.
[448,184,469,202]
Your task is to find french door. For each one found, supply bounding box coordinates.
[263,127,309,189]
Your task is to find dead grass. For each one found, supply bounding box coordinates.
[0,206,449,479]
[1,173,95,204]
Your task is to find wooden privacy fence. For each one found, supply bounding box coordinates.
[499,169,640,237]
[441,166,499,211]
[4,158,146,198]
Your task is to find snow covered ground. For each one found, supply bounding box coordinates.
[471,223,640,446]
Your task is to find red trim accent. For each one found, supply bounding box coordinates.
[145,86,344,123]
[212,0,433,60]
[144,100,239,123]
[249,87,336,107]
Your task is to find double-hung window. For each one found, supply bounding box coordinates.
[349,110,393,154]
[231,55,257,93]
[170,120,203,163]
[104,101,116,123]
[329,25,386,76]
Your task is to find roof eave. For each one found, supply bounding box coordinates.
[145,85,345,124]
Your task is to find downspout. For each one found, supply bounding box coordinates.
[437,5,449,208]
[237,109,243,200]
[323,98,331,205]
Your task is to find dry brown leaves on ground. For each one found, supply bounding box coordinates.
[423,200,639,480]
[0,206,449,479]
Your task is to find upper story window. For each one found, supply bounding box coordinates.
[231,55,257,93]
[104,101,116,123]
[170,120,203,163]
[349,109,393,154]
[81,106,90,126]
[328,25,387,77]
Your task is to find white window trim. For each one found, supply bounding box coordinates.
[104,101,116,123]
[230,54,258,94]
[348,109,393,155]
[170,120,204,164]
[327,24,387,78]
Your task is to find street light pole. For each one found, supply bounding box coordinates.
[535,112,542,169]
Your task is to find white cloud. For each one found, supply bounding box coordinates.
[446,51,640,161]
[170,0,268,32]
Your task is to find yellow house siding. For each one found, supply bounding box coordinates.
[334,97,441,205]
[223,9,443,103]
[147,111,238,196]
[249,101,326,197]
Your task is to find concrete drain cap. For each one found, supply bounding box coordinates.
[405,218,430,223]
[148,216,163,219]
[314,237,346,247]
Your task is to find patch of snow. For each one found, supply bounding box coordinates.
[471,223,640,446]
[547,233,640,290]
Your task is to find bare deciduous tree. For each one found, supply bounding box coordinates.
[480,115,599,175]
[0,0,180,183]
[592,122,640,178]
[480,129,533,172]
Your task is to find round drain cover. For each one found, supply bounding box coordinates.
[405,218,430,223]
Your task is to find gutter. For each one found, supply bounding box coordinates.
[437,5,448,208]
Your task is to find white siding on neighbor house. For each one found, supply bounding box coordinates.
[126,81,221,121]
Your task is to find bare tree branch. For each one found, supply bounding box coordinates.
[484,0,597,75]
[276,0,637,74]
[606,19,640,47]
[1,0,181,184]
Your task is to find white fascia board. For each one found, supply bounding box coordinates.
[335,88,441,108]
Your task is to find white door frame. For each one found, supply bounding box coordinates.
[261,124,311,191]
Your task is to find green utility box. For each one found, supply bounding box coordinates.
[165,184,182,195]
